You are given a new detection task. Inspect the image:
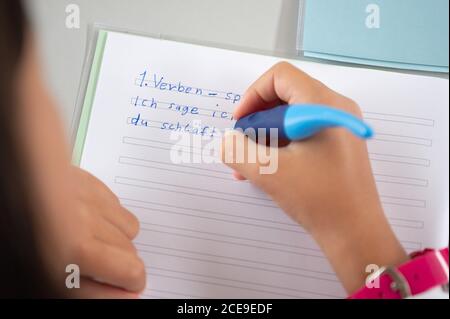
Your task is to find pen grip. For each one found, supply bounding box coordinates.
[284,105,372,140]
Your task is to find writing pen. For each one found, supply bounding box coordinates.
[234,104,373,141]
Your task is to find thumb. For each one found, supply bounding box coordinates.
[221,130,281,186]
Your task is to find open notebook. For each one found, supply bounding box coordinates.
[75,30,449,299]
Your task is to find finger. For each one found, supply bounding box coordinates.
[233,171,247,180]
[68,277,140,299]
[85,196,140,240]
[76,239,146,292]
[93,214,137,252]
[221,130,286,189]
[75,168,140,239]
[234,61,320,119]
[99,203,140,240]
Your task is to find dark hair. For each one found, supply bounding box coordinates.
[0,0,58,298]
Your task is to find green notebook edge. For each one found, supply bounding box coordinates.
[72,30,108,166]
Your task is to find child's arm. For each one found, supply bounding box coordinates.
[222,62,408,294]
[17,42,146,298]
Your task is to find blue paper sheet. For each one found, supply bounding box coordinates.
[301,0,449,73]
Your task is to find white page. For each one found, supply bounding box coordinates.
[79,31,449,298]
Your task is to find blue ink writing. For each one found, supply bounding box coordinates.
[212,110,233,120]
[132,96,157,109]
[225,92,241,104]
[161,121,217,137]
[136,70,241,103]
[138,71,147,87]
[153,74,203,95]
[168,103,199,116]
[131,113,148,126]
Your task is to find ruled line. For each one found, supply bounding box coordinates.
[387,217,424,229]
[115,177,278,208]
[120,197,299,229]
[130,205,421,250]
[141,293,168,299]
[143,288,209,299]
[135,242,338,282]
[373,173,428,187]
[118,184,277,208]
[120,156,429,188]
[120,160,233,181]
[139,221,319,253]
[117,177,425,210]
[121,199,426,243]
[139,249,336,284]
[123,136,432,168]
[116,176,270,202]
[372,133,432,147]
[123,203,306,235]
[379,195,426,208]
[363,111,435,127]
[146,266,339,298]
[140,227,324,259]
[369,152,430,167]
[120,155,430,190]
[120,155,230,174]
[146,272,308,298]
[123,136,218,155]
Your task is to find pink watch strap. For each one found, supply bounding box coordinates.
[350,247,449,299]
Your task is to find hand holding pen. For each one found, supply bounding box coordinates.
[221,62,408,294]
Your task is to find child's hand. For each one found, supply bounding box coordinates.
[69,168,146,298]
[41,167,146,298]
[222,62,408,293]
[18,41,146,298]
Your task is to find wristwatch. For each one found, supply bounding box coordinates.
[350,247,449,299]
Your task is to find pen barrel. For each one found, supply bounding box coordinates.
[234,104,372,141]
[234,105,289,140]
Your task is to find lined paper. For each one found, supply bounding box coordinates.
[79,31,449,298]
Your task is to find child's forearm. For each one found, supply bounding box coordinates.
[313,204,408,294]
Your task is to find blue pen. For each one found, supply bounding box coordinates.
[234,104,373,141]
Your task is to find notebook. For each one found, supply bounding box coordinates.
[74,29,449,298]
[300,0,449,73]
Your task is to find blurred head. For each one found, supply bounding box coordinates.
[0,0,72,297]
